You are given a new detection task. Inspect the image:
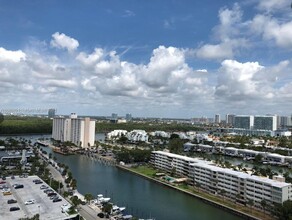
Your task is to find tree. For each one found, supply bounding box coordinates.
[70,196,81,207]
[170,167,176,177]
[84,193,94,203]
[70,179,77,189]
[246,199,254,213]
[273,200,292,220]
[237,163,243,171]
[102,203,113,214]
[236,193,242,204]
[254,154,263,164]
[170,134,179,139]
[261,199,267,214]
[194,181,201,192]
[168,138,184,154]
[223,161,232,169]
[219,189,226,201]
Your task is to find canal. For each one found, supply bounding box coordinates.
[1,134,249,219]
[49,153,244,220]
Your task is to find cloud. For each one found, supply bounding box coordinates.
[45,79,78,89]
[250,14,292,48]
[257,0,290,12]
[141,46,187,88]
[1,19,292,117]
[195,4,247,60]
[215,59,292,107]
[76,48,104,66]
[216,59,264,100]
[196,43,233,60]
[122,10,135,17]
[0,47,26,62]
[50,32,79,52]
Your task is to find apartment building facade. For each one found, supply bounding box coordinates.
[52,113,96,148]
[150,151,292,207]
[254,115,277,131]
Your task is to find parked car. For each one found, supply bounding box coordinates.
[50,195,58,200]
[0,181,6,184]
[40,185,48,190]
[25,199,35,205]
[48,192,57,197]
[9,207,20,211]
[44,189,53,193]
[35,180,43,184]
[53,198,62,203]
[14,184,24,189]
[3,191,12,196]
[7,199,17,204]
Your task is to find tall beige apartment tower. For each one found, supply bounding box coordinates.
[52,113,96,148]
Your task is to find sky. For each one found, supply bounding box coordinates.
[0,0,292,119]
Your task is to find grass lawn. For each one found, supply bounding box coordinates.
[130,165,157,177]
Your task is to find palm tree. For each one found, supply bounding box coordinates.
[247,199,254,214]
[219,189,226,201]
[70,179,77,190]
[194,181,201,192]
[236,193,241,205]
[261,199,267,214]
[84,193,94,203]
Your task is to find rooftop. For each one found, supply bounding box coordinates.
[153,151,291,188]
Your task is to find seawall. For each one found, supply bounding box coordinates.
[116,165,263,220]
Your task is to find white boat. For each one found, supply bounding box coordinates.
[122,215,133,219]
[96,194,110,203]
[112,205,119,211]
[119,207,126,212]
[100,197,110,203]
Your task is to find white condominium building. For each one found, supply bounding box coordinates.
[107,130,128,140]
[150,151,292,207]
[52,113,96,148]
[126,130,148,142]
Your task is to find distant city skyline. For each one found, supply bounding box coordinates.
[0,0,292,118]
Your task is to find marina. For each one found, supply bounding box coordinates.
[40,146,243,220]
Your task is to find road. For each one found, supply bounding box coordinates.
[39,150,105,220]
[78,204,105,220]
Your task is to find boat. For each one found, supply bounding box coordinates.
[96,194,111,203]
[122,215,133,220]
[119,207,126,212]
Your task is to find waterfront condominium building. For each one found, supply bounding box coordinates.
[215,114,221,124]
[52,113,96,148]
[226,114,235,126]
[150,151,292,207]
[253,115,277,131]
[233,115,254,129]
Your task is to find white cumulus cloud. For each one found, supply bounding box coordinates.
[50,32,79,52]
[0,47,26,62]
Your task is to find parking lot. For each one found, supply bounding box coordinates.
[0,175,74,220]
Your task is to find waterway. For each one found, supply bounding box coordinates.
[0,134,266,219]
[46,150,243,220]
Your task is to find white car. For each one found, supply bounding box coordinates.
[25,199,35,205]
[61,203,71,213]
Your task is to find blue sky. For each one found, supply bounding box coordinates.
[0,0,292,118]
